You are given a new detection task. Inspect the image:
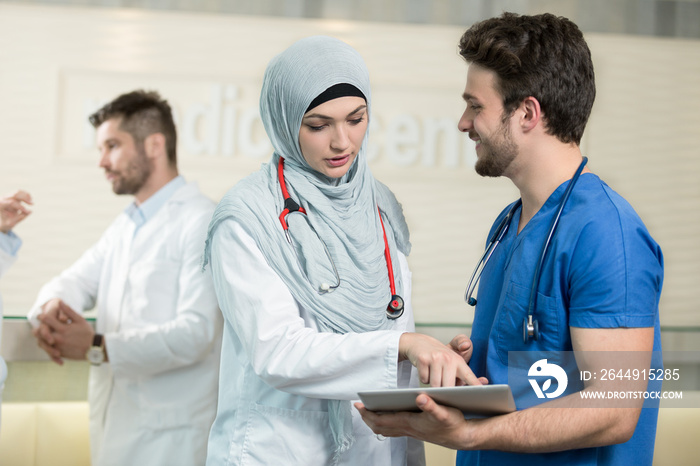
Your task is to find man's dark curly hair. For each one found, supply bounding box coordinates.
[459,12,596,145]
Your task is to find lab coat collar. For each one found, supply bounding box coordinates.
[125,176,187,229]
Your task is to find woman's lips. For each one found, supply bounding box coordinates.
[326,155,350,167]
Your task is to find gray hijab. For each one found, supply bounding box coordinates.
[203,35,410,461]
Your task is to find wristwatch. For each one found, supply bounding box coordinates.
[86,333,105,366]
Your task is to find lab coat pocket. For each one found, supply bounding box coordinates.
[127,259,180,325]
[239,403,333,465]
[137,366,216,431]
[495,280,561,367]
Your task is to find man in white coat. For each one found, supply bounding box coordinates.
[1,189,33,430]
[29,90,222,466]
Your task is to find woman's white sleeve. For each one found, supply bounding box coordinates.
[210,218,403,400]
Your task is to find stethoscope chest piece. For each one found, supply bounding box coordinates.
[386,295,404,319]
[523,316,540,343]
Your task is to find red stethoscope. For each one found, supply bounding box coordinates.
[277,157,404,319]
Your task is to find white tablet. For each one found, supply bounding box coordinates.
[358,384,516,418]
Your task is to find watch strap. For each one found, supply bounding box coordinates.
[92,333,103,348]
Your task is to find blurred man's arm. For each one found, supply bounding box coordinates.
[0,190,32,277]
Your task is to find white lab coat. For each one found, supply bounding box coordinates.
[0,243,18,430]
[206,219,426,466]
[28,182,222,466]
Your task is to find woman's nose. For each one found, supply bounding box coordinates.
[330,126,350,151]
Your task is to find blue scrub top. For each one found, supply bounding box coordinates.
[458,173,664,466]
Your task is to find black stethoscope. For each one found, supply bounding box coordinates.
[277,157,405,319]
[464,157,588,342]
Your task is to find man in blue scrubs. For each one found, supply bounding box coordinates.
[357,12,664,465]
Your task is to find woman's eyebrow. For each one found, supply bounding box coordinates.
[303,104,367,120]
[346,104,367,116]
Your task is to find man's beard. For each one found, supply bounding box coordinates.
[474,120,517,178]
[109,147,152,195]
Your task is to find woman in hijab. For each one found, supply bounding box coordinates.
[203,36,474,465]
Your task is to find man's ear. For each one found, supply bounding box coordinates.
[520,96,542,132]
[143,133,167,160]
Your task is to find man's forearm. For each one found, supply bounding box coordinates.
[462,391,641,453]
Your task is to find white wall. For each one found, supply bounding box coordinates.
[1,4,698,327]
